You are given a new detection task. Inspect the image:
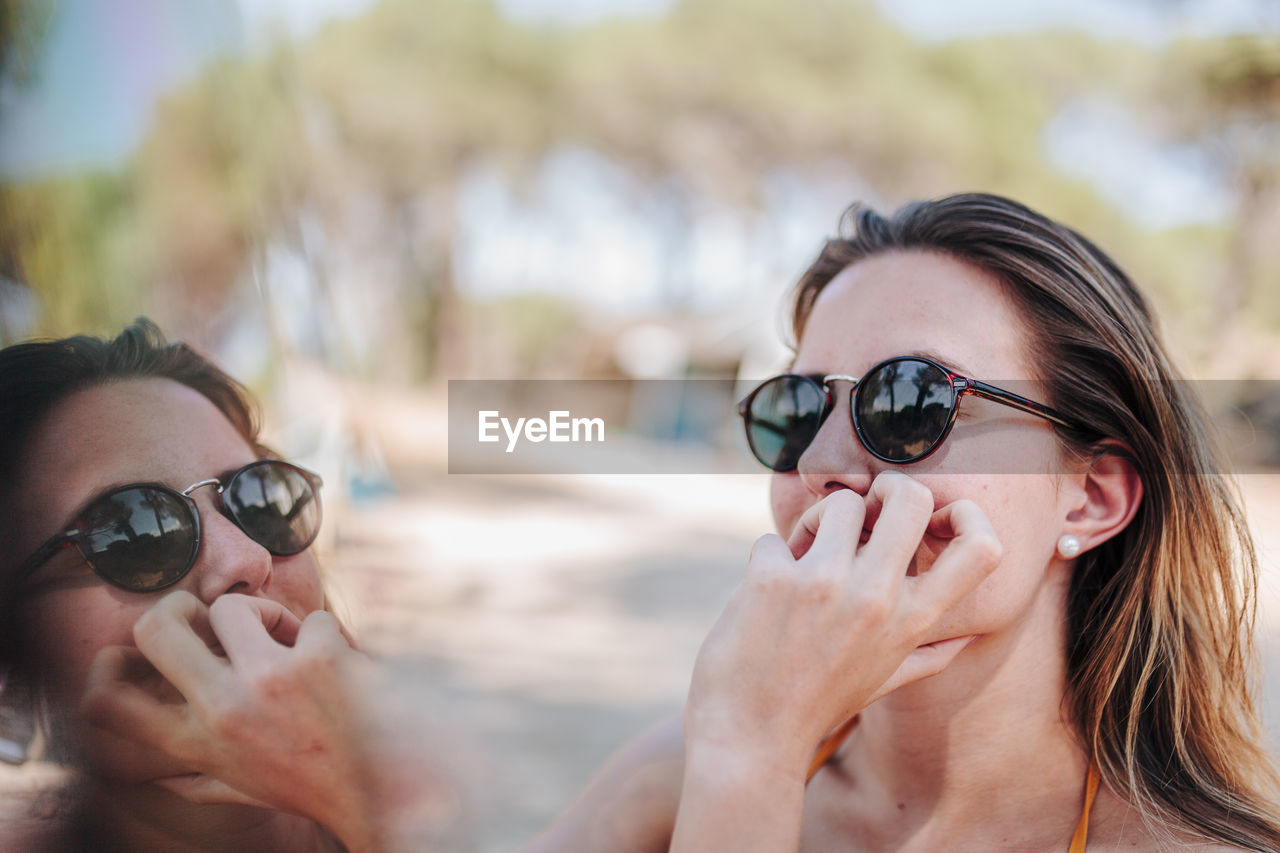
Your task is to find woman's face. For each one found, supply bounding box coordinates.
[772,250,1077,651]
[11,377,325,779]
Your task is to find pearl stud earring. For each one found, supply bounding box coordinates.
[1057,534,1082,559]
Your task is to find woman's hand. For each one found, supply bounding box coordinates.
[672,471,1002,852]
[78,592,456,853]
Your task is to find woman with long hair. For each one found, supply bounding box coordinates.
[527,192,1280,851]
[0,320,438,851]
[62,194,1280,851]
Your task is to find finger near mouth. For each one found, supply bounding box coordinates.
[905,554,919,577]
[789,532,812,559]
[791,525,870,558]
[149,771,205,794]
[914,634,981,651]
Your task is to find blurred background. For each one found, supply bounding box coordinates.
[2,0,1279,849]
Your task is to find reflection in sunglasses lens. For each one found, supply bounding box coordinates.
[747,377,826,471]
[81,487,197,591]
[226,463,320,555]
[856,360,953,461]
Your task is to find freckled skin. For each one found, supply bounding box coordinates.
[12,378,326,783]
[771,251,1076,656]
[768,251,1107,851]
[527,249,1189,853]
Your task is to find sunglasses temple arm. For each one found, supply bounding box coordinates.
[967,381,1076,430]
[15,534,75,582]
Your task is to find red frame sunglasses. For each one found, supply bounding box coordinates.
[738,354,1078,470]
[15,459,323,593]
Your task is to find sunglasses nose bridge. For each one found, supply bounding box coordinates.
[820,375,860,396]
[180,477,242,530]
[181,478,223,499]
[820,374,860,420]
[787,374,875,486]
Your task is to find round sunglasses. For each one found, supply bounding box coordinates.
[738,355,1077,471]
[17,459,323,593]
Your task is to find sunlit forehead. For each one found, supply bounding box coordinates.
[794,251,1038,383]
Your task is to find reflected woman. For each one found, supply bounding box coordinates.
[0,320,441,851]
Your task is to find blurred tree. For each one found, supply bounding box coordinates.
[134,53,308,350]
[3,0,1277,374]
[295,0,563,377]
[2,173,151,339]
[0,0,55,92]
[1,0,57,342]
[1173,36,1280,335]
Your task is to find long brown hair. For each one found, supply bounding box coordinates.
[791,193,1280,850]
[0,318,267,669]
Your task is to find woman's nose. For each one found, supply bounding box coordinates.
[188,495,273,602]
[796,390,877,498]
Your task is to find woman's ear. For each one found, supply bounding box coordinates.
[1061,442,1143,555]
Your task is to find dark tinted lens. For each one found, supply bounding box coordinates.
[80,487,197,591]
[744,376,827,471]
[225,462,321,555]
[854,359,954,461]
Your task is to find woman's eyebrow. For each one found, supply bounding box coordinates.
[795,350,978,380]
[908,348,975,378]
[85,480,134,496]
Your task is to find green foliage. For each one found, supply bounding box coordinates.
[3,0,1277,369]
[467,294,584,377]
[3,172,152,337]
[0,0,56,91]
[300,0,563,185]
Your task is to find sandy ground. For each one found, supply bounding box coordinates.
[3,470,1280,851]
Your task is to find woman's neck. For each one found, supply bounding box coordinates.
[836,581,1091,846]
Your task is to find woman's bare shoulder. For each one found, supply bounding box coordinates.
[519,713,685,853]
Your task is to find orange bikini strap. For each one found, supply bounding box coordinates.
[1067,761,1100,853]
[806,716,859,783]
[806,720,1100,853]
